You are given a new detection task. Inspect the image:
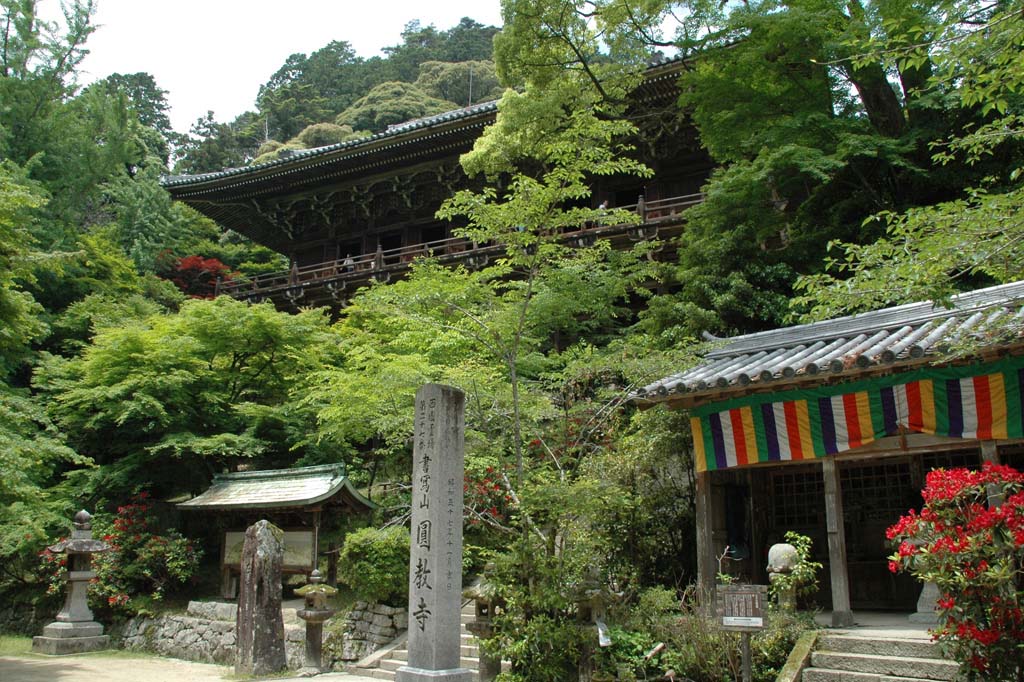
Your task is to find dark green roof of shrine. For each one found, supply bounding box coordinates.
[178,464,375,512]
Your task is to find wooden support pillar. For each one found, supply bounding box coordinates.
[822,457,854,627]
[695,471,716,606]
[980,440,1000,466]
[981,440,1005,508]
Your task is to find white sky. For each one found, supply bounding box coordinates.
[42,0,504,133]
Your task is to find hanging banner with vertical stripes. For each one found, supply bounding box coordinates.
[690,355,1024,472]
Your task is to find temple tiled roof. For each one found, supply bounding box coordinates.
[635,281,1024,407]
[162,100,500,189]
[178,464,374,511]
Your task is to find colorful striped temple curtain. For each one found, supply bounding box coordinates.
[690,355,1024,473]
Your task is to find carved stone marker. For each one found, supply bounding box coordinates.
[398,384,473,682]
[235,519,287,676]
[32,510,111,655]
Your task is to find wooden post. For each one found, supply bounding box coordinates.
[741,632,752,682]
[822,457,854,627]
[981,440,1005,508]
[695,471,716,606]
[326,541,338,586]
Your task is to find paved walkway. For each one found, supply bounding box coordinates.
[0,654,381,682]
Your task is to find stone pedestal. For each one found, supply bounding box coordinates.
[33,511,111,655]
[397,384,473,682]
[909,581,941,624]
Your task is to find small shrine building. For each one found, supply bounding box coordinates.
[178,463,374,597]
[635,281,1024,624]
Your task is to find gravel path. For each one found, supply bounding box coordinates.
[0,654,382,682]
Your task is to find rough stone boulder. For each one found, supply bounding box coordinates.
[235,520,287,676]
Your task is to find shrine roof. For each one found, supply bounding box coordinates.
[178,464,374,512]
[635,281,1024,409]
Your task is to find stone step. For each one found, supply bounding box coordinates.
[810,652,960,681]
[817,635,944,660]
[382,651,481,667]
[373,659,481,680]
[804,668,959,682]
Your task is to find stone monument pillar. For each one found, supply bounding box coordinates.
[32,510,111,655]
[398,384,473,682]
[235,519,287,676]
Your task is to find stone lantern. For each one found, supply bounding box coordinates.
[294,570,337,674]
[463,564,503,682]
[32,510,111,654]
[766,542,799,611]
[575,567,616,682]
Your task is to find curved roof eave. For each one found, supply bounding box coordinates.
[161,100,500,194]
[177,464,377,512]
[634,280,1024,408]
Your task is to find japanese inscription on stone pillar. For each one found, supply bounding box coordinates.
[398,384,473,682]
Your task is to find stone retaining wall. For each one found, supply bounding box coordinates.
[0,602,50,636]
[119,601,307,669]
[118,600,407,669]
[329,601,408,662]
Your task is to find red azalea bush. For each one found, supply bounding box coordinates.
[41,493,202,617]
[464,464,513,527]
[886,463,1024,680]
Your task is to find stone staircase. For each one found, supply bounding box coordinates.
[357,602,483,681]
[802,633,961,682]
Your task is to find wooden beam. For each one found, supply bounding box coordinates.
[695,471,716,607]
[822,457,854,627]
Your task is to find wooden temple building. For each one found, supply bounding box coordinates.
[161,59,711,308]
[635,281,1024,622]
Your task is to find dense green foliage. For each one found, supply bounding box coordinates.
[336,526,410,605]
[496,0,1024,341]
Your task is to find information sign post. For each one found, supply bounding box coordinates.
[717,584,768,682]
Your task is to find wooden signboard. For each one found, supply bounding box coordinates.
[716,584,768,632]
[222,529,317,572]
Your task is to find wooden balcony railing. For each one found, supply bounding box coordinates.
[217,192,703,302]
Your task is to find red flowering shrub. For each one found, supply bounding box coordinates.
[41,493,202,617]
[464,463,513,527]
[887,463,1024,680]
[157,252,234,298]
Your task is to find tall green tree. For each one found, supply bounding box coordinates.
[335,81,457,133]
[793,0,1024,317]
[175,111,249,173]
[0,163,47,378]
